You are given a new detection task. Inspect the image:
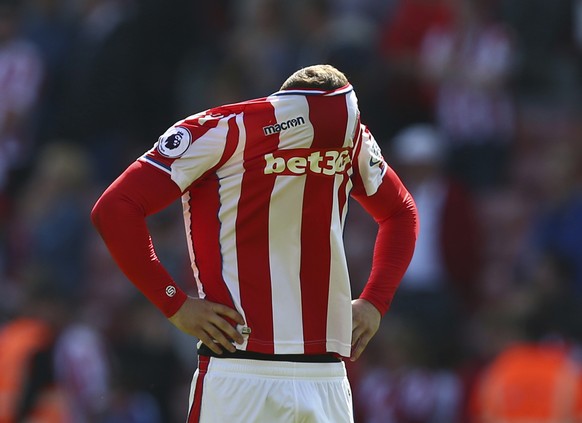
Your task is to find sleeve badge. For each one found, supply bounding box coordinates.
[157,126,192,158]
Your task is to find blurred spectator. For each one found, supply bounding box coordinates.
[469,340,582,423]
[329,0,395,21]
[107,297,191,423]
[53,0,139,180]
[291,0,334,67]
[475,190,527,308]
[419,0,516,191]
[501,0,574,96]
[461,257,582,423]
[389,123,482,367]
[102,392,161,423]
[0,0,44,192]
[354,316,462,423]
[227,0,296,97]
[375,0,454,137]
[291,0,384,137]
[322,11,379,110]
[0,285,70,423]
[8,142,93,302]
[20,0,77,142]
[172,1,239,114]
[53,320,111,423]
[0,286,113,423]
[522,253,582,346]
[520,139,582,296]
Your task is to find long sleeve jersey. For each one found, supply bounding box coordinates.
[91,84,418,357]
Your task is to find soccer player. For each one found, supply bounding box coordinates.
[91,64,418,422]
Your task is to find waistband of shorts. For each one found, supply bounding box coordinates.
[201,354,347,379]
[198,343,342,363]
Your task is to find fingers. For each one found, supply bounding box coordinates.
[350,330,371,362]
[200,304,245,353]
[204,322,238,353]
[350,317,364,361]
[209,310,245,346]
[197,333,225,355]
[350,321,365,361]
[212,303,246,326]
[169,298,246,354]
[350,299,381,361]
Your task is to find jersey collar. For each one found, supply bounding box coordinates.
[271,83,353,97]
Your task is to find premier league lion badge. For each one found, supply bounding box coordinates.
[157,126,192,158]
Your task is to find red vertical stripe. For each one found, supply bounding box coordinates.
[236,103,280,353]
[188,177,235,310]
[301,95,349,353]
[188,355,210,423]
[188,118,240,315]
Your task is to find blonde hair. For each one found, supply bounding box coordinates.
[280,64,348,91]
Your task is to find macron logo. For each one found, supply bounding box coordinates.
[263,116,306,136]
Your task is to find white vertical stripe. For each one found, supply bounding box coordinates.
[268,177,305,354]
[344,90,359,149]
[215,114,248,348]
[326,92,360,355]
[326,173,353,355]
[268,95,313,354]
[267,94,314,151]
[182,192,204,298]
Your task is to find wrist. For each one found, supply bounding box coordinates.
[163,288,188,318]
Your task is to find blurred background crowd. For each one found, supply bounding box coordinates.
[1,0,582,421]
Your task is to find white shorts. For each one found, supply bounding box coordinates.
[187,356,354,423]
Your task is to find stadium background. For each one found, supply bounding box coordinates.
[1,0,582,421]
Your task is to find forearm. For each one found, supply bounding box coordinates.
[353,164,419,315]
[360,191,418,314]
[91,162,187,317]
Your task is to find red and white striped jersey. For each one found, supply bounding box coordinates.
[138,84,388,357]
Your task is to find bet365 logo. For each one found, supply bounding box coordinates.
[264,148,351,176]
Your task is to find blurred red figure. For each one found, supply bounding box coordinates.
[378,0,454,128]
[388,124,482,368]
[390,124,482,308]
[419,0,516,190]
